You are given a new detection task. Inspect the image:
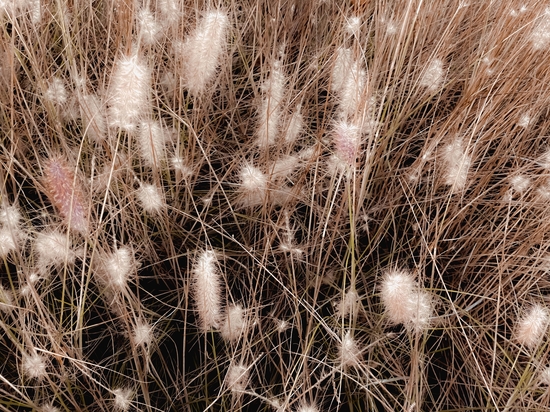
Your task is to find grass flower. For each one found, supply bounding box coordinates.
[515,304,549,349]
[181,10,229,96]
[108,52,151,131]
[192,250,222,331]
[43,156,88,233]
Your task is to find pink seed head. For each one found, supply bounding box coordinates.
[333,121,361,167]
[43,157,88,234]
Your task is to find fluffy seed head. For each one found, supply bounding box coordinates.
[113,388,133,411]
[269,154,300,181]
[284,105,303,145]
[137,8,161,45]
[28,0,40,23]
[337,58,367,120]
[518,112,532,128]
[0,285,14,312]
[420,58,444,92]
[137,183,164,213]
[516,304,549,349]
[240,163,267,192]
[540,366,550,385]
[181,10,229,95]
[346,16,361,37]
[531,9,550,50]
[276,318,290,333]
[332,47,368,120]
[41,404,60,412]
[385,19,398,35]
[103,246,134,290]
[138,120,167,167]
[380,269,433,330]
[339,331,361,367]
[510,175,531,194]
[336,289,360,318]
[171,155,193,179]
[409,291,433,331]
[0,227,17,258]
[158,0,180,26]
[226,363,249,393]
[539,178,550,200]
[442,139,471,193]
[256,59,286,147]
[296,405,319,412]
[43,77,67,106]
[35,231,74,267]
[221,304,247,342]
[22,352,47,380]
[0,205,21,228]
[238,162,269,207]
[108,53,151,131]
[133,318,153,347]
[332,121,361,170]
[540,148,550,171]
[192,250,222,331]
[43,156,89,233]
[332,47,353,94]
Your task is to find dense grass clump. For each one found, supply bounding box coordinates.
[2,1,550,411]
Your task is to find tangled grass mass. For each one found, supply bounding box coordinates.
[2,0,550,410]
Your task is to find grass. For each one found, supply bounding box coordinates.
[2,0,550,411]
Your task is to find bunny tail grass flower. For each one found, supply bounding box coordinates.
[102,246,134,290]
[192,250,222,331]
[531,8,550,50]
[332,121,361,168]
[339,331,361,367]
[40,403,60,412]
[237,162,268,208]
[221,304,247,342]
[137,183,164,213]
[442,138,471,193]
[133,318,153,347]
[28,0,41,24]
[226,362,249,393]
[138,120,167,167]
[379,268,433,331]
[113,388,133,411]
[518,112,533,128]
[256,59,286,148]
[296,405,319,412]
[332,47,353,94]
[22,352,47,380]
[0,228,17,257]
[336,288,360,318]
[0,204,21,228]
[43,156,89,234]
[181,9,229,96]
[0,285,13,313]
[284,104,303,145]
[137,8,161,46]
[0,204,22,257]
[540,366,550,386]
[107,52,151,131]
[515,303,549,349]
[35,230,75,268]
[419,58,444,92]
[328,120,362,176]
[43,77,67,106]
[158,0,180,26]
[335,56,367,120]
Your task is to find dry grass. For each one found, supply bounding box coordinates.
[1,0,550,411]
